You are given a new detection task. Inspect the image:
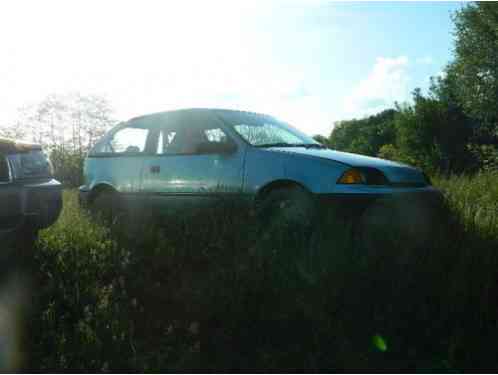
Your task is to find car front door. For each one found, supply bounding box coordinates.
[88,123,153,212]
[141,117,246,215]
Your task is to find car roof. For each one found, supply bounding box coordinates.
[128,108,276,125]
[0,137,42,154]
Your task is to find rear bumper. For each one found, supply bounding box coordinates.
[0,178,62,236]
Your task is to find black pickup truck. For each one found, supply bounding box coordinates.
[0,138,62,248]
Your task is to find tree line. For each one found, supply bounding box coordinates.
[0,93,114,186]
[316,3,498,174]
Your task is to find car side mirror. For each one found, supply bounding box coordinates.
[196,141,237,155]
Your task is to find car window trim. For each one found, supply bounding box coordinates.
[88,152,157,158]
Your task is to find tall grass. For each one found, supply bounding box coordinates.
[12,171,498,371]
[434,171,498,237]
[25,192,133,371]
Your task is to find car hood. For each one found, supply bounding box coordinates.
[267,147,428,185]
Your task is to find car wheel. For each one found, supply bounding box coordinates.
[90,190,124,225]
[258,185,316,238]
[357,195,436,254]
[16,226,38,253]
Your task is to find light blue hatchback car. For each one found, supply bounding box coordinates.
[79,108,441,229]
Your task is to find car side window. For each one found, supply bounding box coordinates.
[156,126,230,155]
[204,128,227,143]
[98,127,150,154]
[156,130,177,154]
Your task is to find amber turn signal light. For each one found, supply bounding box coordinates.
[337,168,365,184]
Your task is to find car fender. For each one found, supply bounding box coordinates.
[244,148,350,196]
[283,153,350,194]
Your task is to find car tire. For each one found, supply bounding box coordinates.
[356,195,437,254]
[257,185,316,238]
[16,226,38,253]
[90,190,123,225]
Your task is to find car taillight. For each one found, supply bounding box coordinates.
[0,155,11,183]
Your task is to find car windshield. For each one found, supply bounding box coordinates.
[8,150,51,179]
[221,112,320,147]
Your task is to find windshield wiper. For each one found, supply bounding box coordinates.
[298,143,327,149]
[286,143,327,149]
[256,142,327,149]
[256,142,297,148]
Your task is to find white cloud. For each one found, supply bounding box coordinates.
[344,56,410,117]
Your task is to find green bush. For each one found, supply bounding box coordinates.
[49,149,85,188]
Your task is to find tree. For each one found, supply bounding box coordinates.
[452,3,498,139]
[394,87,474,173]
[0,120,27,140]
[322,3,494,174]
[312,134,330,146]
[1,93,115,186]
[328,109,397,157]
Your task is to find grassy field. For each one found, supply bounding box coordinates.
[10,171,498,371]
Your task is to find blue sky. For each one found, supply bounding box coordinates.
[0,1,465,136]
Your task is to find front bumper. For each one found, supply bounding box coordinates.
[317,186,444,220]
[0,178,62,235]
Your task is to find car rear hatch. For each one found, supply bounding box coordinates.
[0,145,58,231]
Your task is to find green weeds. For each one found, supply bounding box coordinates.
[14,171,498,371]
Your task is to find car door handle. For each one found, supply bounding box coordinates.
[150,165,160,174]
